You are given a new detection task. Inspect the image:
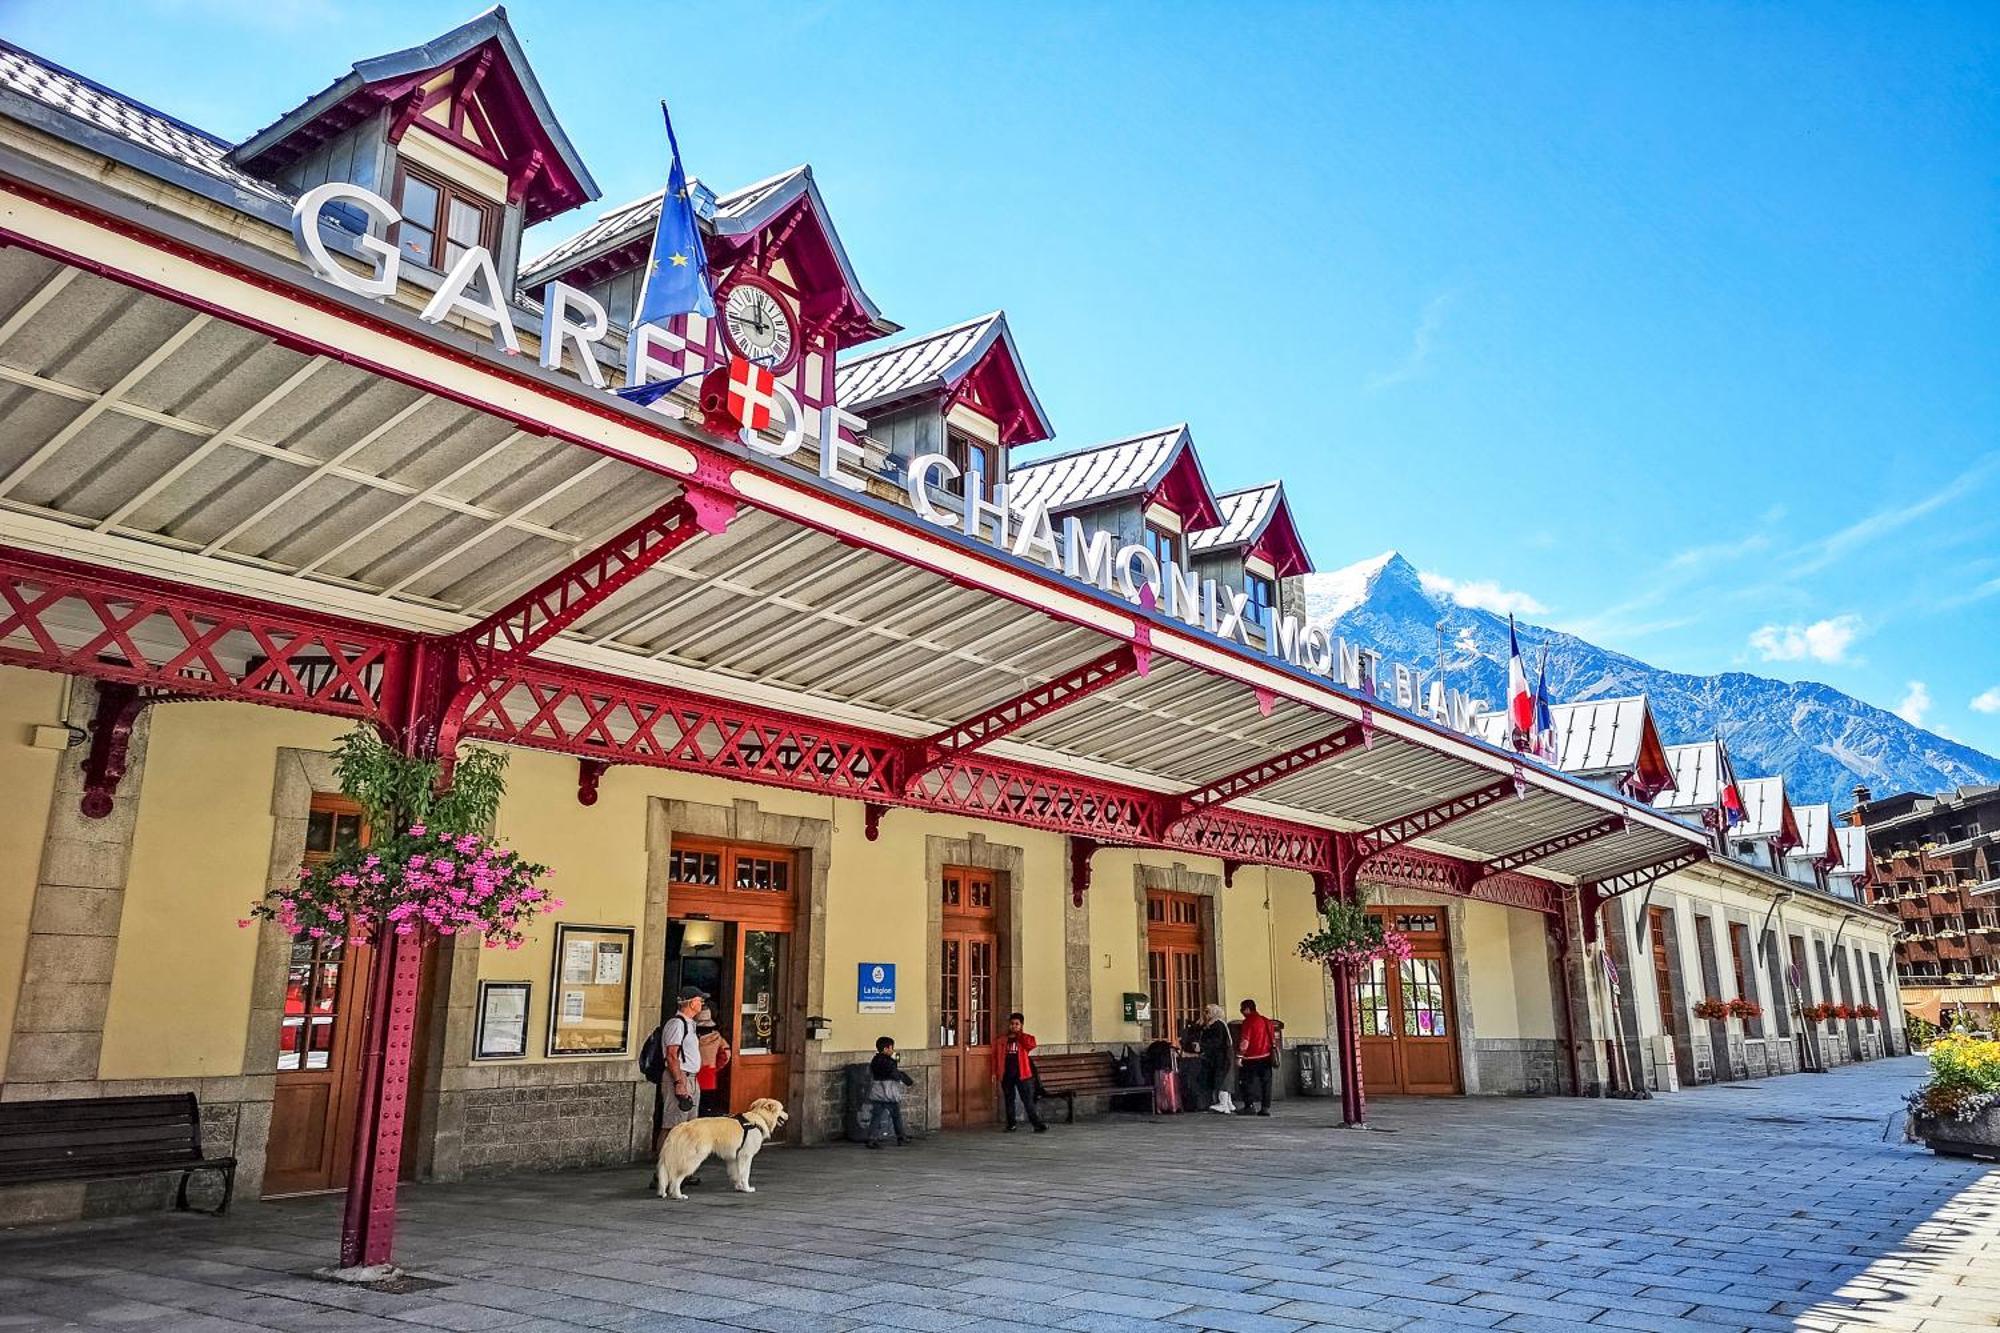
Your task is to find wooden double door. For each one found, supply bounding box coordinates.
[938,866,1000,1128]
[1356,907,1461,1095]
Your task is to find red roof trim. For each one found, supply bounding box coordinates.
[246,38,589,226]
[1143,439,1224,531]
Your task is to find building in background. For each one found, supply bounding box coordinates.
[1849,784,2000,1027]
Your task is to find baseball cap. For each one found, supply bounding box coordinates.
[676,984,708,1002]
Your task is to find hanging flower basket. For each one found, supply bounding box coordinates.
[239,727,560,949]
[1297,886,1413,971]
[1726,997,1762,1021]
[1691,997,1732,1021]
[1855,1003,1881,1020]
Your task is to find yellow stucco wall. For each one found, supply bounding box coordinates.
[1085,847,1147,1043]
[1454,899,1559,1040]
[0,667,64,1075]
[101,703,349,1080]
[1269,869,1328,1040]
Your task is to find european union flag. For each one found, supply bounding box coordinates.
[634,100,714,330]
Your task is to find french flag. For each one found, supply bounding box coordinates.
[1507,616,1533,748]
[1716,738,1746,828]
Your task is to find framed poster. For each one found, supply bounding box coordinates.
[473,980,531,1060]
[546,923,635,1057]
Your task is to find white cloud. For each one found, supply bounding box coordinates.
[1746,614,1863,665]
[1365,292,1453,391]
[1896,681,1933,727]
[1786,454,2000,577]
[1418,571,1548,617]
[1971,687,2000,715]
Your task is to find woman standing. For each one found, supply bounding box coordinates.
[695,1003,732,1115]
[1197,1003,1235,1113]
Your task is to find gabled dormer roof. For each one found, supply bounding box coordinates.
[1472,695,1676,802]
[1835,826,1872,884]
[231,8,598,225]
[1187,483,1313,578]
[1788,803,1842,871]
[1654,742,1799,849]
[521,165,892,342]
[1008,425,1224,529]
[834,312,1053,445]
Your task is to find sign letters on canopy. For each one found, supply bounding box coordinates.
[290,184,1483,738]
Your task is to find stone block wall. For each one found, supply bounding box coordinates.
[1471,1037,1566,1096]
[434,1061,646,1177]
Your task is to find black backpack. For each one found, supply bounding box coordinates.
[638,1024,665,1082]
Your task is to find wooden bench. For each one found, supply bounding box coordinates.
[1033,1051,1131,1122]
[0,1093,237,1215]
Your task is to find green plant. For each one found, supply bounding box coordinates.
[1297,886,1412,970]
[330,726,508,837]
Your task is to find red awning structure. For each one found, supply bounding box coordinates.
[0,167,1708,912]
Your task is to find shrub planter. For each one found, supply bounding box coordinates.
[1912,1105,2000,1163]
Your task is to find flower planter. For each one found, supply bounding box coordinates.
[1913,1105,2000,1162]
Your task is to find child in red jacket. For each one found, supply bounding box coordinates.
[993,1012,1048,1132]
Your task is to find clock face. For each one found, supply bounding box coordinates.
[722,283,795,369]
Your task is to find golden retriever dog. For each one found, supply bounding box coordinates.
[655,1097,787,1200]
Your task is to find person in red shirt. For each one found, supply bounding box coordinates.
[992,1012,1048,1132]
[1237,999,1277,1116]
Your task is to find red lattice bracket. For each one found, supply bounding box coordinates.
[0,548,405,718]
[1164,727,1363,830]
[457,489,725,677]
[1478,815,1627,879]
[900,644,1144,792]
[1353,778,1518,865]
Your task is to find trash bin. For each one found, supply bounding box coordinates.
[1295,1041,1333,1097]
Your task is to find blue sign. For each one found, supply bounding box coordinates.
[858,962,896,1013]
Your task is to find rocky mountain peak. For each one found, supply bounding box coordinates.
[1292,557,2000,808]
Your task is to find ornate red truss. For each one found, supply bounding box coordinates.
[0,547,404,719]
[3,544,1605,915]
[898,644,1147,793]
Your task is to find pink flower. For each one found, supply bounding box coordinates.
[235,918,253,929]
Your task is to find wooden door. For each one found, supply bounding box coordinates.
[1145,890,1205,1043]
[266,798,369,1197]
[939,867,998,1127]
[1356,908,1461,1095]
[1648,908,1679,1037]
[665,839,798,1128]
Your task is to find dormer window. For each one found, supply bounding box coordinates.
[945,430,996,501]
[393,163,497,272]
[1144,522,1182,571]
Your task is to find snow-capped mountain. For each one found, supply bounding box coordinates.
[1295,552,2000,809]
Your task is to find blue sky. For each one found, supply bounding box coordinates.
[10,0,1999,753]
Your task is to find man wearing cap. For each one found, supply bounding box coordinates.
[652,985,708,1170]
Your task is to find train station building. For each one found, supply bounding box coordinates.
[0,11,1902,1242]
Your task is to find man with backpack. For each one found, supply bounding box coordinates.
[646,985,708,1170]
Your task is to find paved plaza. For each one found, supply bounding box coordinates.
[1,1056,1995,1333]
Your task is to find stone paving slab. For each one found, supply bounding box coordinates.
[0,1056,1994,1332]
